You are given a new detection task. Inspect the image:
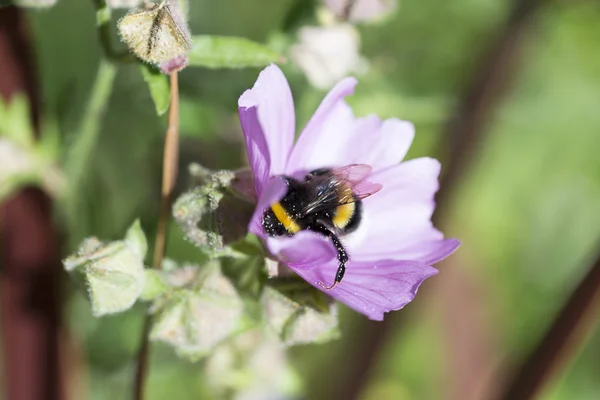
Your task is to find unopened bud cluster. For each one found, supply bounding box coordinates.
[118,0,191,73]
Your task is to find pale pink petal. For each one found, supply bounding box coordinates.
[286,77,357,173]
[285,78,413,174]
[266,231,337,270]
[398,239,461,265]
[293,259,438,320]
[344,157,444,260]
[340,118,414,172]
[239,65,295,186]
[367,119,415,169]
[238,106,271,195]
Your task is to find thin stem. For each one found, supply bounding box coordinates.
[65,60,117,184]
[93,0,134,63]
[153,72,180,268]
[133,318,152,400]
[133,72,180,400]
[64,59,117,238]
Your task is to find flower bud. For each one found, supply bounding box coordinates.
[174,166,254,257]
[118,0,191,73]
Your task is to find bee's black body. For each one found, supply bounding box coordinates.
[262,168,365,288]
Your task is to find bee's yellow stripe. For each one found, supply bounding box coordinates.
[333,202,355,230]
[271,202,301,234]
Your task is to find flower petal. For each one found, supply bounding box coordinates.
[266,231,337,270]
[341,117,414,173]
[365,119,415,170]
[345,157,444,260]
[286,77,357,173]
[292,259,438,320]
[248,176,288,238]
[285,78,414,174]
[238,105,271,196]
[239,65,295,192]
[398,239,461,265]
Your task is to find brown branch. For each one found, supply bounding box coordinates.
[133,71,180,400]
[497,249,600,400]
[0,6,64,400]
[327,1,545,399]
[152,71,180,270]
[439,255,499,400]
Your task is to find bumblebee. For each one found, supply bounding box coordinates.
[262,164,382,289]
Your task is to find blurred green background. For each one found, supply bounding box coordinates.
[14,0,600,398]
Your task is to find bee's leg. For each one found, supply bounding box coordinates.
[310,223,348,290]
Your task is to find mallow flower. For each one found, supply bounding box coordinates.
[238,65,459,321]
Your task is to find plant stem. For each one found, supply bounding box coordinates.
[133,72,180,400]
[66,60,117,183]
[64,59,117,238]
[94,0,134,63]
[153,71,180,269]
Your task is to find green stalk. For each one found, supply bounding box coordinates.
[94,0,134,62]
[63,59,117,237]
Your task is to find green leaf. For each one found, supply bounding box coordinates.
[0,121,65,203]
[173,168,249,258]
[63,220,149,316]
[0,94,34,149]
[188,35,283,69]
[86,252,144,316]
[204,328,302,399]
[261,285,339,346]
[37,117,62,161]
[140,64,170,116]
[125,219,148,260]
[141,269,170,301]
[150,265,246,360]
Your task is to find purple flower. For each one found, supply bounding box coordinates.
[238,65,459,321]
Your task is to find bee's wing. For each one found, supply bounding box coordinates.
[349,180,383,201]
[331,164,373,183]
[300,164,382,215]
[330,164,382,202]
